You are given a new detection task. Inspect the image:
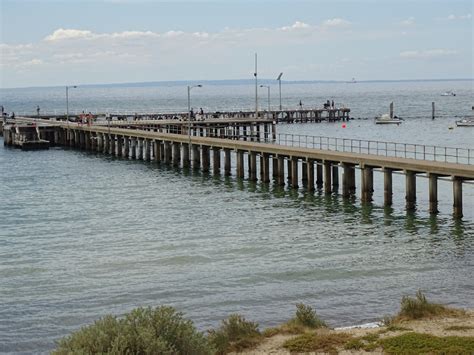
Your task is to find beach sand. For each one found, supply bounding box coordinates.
[233,310,474,354]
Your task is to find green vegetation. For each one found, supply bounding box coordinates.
[277,303,327,334]
[207,314,262,354]
[379,332,474,354]
[398,290,459,320]
[53,306,212,355]
[283,332,352,354]
[444,325,474,331]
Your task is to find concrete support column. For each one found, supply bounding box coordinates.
[301,161,308,185]
[109,135,115,156]
[145,140,152,162]
[96,133,102,152]
[117,135,124,157]
[332,165,339,191]
[277,156,285,186]
[130,138,136,159]
[154,140,161,162]
[307,159,315,191]
[224,149,231,176]
[182,143,190,167]
[453,177,463,218]
[163,141,171,163]
[236,150,244,178]
[102,133,108,154]
[383,168,393,206]
[291,157,299,188]
[429,174,438,214]
[324,161,332,194]
[272,157,278,178]
[342,164,354,197]
[137,139,143,160]
[122,137,129,158]
[348,166,356,194]
[287,159,292,184]
[262,154,270,183]
[405,170,416,210]
[202,146,210,172]
[212,147,221,175]
[84,132,91,151]
[172,142,180,166]
[249,152,257,181]
[361,166,374,202]
[316,162,323,187]
[192,144,200,168]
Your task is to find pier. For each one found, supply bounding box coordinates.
[2,116,473,218]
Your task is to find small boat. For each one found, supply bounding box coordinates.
[455,119,474,127]
[375,113,403,124]
[441,91,456,96]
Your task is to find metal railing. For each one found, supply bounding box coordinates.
[276,134,473,165]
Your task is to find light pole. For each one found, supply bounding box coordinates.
[260,85,270,115]
[66,85,77,123]
[277,72,283,111]
[187,84,202,155]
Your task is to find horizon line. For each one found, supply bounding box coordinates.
[1,78,473,90]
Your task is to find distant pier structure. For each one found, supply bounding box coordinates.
[2,113,473,219]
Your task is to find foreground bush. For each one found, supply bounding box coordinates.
[53,306,212,355]
[283,332,353,353]
[207,314,262,354]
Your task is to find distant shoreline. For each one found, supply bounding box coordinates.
[1,78,473,90]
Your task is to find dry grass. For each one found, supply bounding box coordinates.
[444,325,474,331]
[396,290,463,321]
[283,332,353,354]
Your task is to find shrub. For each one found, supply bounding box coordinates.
[53,306,212,355]
[295,303,326,328]
[379,332,474,354]
[207,314,262,354]
[283,332,352,353]
[399,290,455,320]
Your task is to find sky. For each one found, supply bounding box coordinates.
[0,0,472,88]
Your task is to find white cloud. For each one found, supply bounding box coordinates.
[400,17,415,26]
[322,18,351,28]
[280,21,310,31]
[446,13,472,21]
[44,28,94,41]
[399,49,458,59]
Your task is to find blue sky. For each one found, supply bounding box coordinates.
[0,0,472,87]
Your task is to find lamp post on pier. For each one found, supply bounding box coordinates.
[187,84,202,146]
[277,72,283,111]
[66,85,77,123]
[260,85,271,116]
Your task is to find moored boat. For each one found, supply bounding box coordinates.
[455,118,474,127]
[375,113,403,124]
[441,91,456,96]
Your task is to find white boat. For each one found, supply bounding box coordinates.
[441,91,456,96]
[455,118,474,127]
[375,113,403,124]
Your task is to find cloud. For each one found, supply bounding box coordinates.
[44,28,94,41]
[399,49,458,59]
[322,18,351,28]
[400,17,415,26]
[446,14,472,21]
[280,21,310,31]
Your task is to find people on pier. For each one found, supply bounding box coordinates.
[11,112,15,119]
[331,100,335,109]
[36,105,40,116]
[199,107,204,115]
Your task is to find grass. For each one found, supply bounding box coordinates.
[207,314,262,354]
[270,303,327,335]
[379,332,474,354]
[397,290,461,320]
[283,332,352,354]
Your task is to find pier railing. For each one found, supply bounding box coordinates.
[276,134,473,165]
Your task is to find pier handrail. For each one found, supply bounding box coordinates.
[275,133,473,165]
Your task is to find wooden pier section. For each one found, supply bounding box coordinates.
[2,117,473,218]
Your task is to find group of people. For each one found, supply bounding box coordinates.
[323,100,336,109]
[1,105,15,122]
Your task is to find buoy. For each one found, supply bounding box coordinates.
[342,124,346,128]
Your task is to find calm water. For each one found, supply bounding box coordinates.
[1,81,473,354]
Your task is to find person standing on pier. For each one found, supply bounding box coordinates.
[331,100,335,109]
[1,105,4,117]
[36,105,40,116]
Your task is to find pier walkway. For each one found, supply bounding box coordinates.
[2,117,473,217]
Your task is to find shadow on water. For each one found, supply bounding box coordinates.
[86,150,473,239]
